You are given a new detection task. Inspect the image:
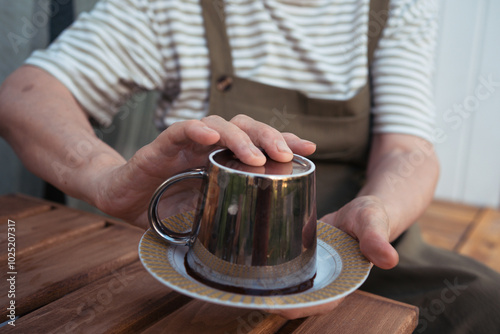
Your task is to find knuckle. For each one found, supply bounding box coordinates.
[281,132,299,140]
[260,127,280,141]
[202,115,224,123]
[177,119,203,132]
[184,119,201,127]
[357,205,386,223]
[230,114,250,124]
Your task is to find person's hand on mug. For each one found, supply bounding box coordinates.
[93,114,316,229]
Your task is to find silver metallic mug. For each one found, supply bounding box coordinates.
[148,148,317,294]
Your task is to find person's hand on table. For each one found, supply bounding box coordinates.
[93,114,316,229]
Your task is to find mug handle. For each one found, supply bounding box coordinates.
[148,168,208,246]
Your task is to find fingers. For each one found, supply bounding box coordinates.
[158,120,220,154]
[156,115,316,167]
[228,114,291,163]
[350,200,399,269]
[322,197,399,270]
[357,221,399,269]
[229,114,316,163]
[281,132,316,157]
[137,120,221,178]
[202,115,267,165]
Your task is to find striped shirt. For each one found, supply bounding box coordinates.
[26,0,438,142]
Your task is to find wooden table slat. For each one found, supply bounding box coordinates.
[290,291,418,334]
[3,262,192,334]
[0,207,106,262]
[421,200,480,222]
[248,314,289,334]
[0,194,53,220]
[0,222,142,319]
[418,200,481,251]
[140,299,287,334]
[458,208,500,273]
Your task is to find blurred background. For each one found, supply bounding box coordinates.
[1,0,499,213]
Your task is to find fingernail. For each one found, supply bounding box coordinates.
[276,141,293,154]
[301,139,316,146]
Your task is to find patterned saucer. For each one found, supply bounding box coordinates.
[138,214,372,310]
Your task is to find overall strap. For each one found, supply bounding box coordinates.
[200,0,234,77]
[367,0,390,66]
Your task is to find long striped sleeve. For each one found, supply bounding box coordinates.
[26,0,168,127]
[371,0,438,142]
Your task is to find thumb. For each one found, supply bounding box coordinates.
[357,221,399,269]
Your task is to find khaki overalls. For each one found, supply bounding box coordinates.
[200,1,500,333]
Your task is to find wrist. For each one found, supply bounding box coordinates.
[73,152,126,210]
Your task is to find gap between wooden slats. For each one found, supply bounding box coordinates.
[418,200,482,251]
[458,208,500,273]
[0,194,53,220]
[285,291,418,334]
[0,207,106,262]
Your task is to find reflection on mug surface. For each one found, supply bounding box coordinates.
[149,149,317,293]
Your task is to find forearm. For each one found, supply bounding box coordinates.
[0,65,125,205]
[358,133,440,241]
[0,66,316,228]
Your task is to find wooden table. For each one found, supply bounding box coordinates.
[0,194,418,333]
[419,200,500,273]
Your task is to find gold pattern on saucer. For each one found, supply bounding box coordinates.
[190,238,316,280]
[139,212,371,309]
